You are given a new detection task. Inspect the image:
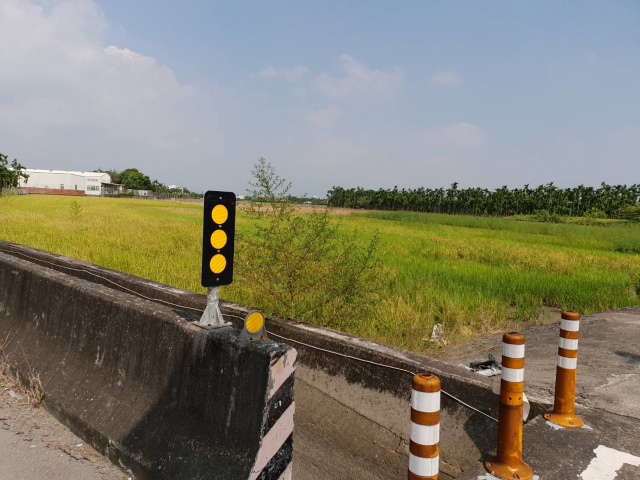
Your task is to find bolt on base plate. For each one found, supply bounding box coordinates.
[543,412,584,428]
[484,457,534,480]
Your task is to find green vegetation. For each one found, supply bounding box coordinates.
[1,195,639,353]
[328,182,640,218]
[0,153,28,192]
[117,168,154,190]
[620,205,640,223]
[237,159,379,326]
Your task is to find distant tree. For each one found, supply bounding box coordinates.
[151,179,169,193]
[0,153,29,192]
[118,168,153,190]
[92,166,202,197]
[620,205,640,223]
[94,168,121,184]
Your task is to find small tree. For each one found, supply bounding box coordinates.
[0,153,29,192]
[236,158,379,327]
[119,168,153,190]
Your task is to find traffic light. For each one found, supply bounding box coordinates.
[201,191,236,287]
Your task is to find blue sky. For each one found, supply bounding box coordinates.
[1,0,638,195]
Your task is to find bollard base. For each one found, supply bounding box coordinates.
[543,411,584,428]
[484,457,534,480]
[408,472,438,480]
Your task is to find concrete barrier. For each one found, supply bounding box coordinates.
[0,246,296,480]
[0,241,550,479]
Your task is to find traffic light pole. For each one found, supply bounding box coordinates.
[195,286,232,329]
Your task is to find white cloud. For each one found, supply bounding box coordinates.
[0,0,212,162]
[258,64,309,82]
[312,54,404,99]
[305,105,341,128]
[421,123,485,147]
[429,71,463,87]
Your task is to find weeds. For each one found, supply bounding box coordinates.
[27,373,44,407]
[69,200,83,219]
[0,335,17,392]
[0,342,47,408]
[16,345,45,407]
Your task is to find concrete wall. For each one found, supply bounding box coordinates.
[24,187,86,196]
[0,244,296,480]
[0,241,543,479]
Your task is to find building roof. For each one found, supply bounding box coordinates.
[23,169,110,178]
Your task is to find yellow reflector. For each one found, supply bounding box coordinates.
[211,204,228,225]
[209,254,226,274]
[245,311,264,334]
[210,229,227,249]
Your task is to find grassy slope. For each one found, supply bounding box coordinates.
[1,195,639,353]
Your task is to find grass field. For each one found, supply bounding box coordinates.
[1,194,639,353]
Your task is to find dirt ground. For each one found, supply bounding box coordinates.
[237,202,359,215]
[175,197,364,215]
[0,373,129,480]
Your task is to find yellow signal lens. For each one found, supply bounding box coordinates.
[210,229,227,249]
[209,254,226,274]
[211,204,228,225]
[245,311,264,334]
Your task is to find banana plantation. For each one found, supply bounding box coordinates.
[327,182,640,217]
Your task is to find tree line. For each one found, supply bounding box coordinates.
[94,168,202,198]
[327,182,640,218]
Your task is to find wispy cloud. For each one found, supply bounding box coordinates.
[258,64,310,82]
[429,71,463,87]
[312,54,404,99]
[421,123,485,147]
[305,105,341,128]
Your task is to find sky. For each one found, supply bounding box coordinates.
[1,0,639,196]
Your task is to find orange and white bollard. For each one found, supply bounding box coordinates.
[408,373,440,480]
[544,310,584,428]
[484,332,534,480]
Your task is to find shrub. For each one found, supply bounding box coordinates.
[533,209,562,223]
[236,158,380,326]
[619,205,640,223]
[585,208,607,219]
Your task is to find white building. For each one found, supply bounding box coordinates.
[18,169,114,196]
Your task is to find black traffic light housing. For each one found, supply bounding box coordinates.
[201,191,236,287]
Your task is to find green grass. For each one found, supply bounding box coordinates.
[1,195,639,353]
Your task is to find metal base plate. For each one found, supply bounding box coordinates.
[484,457,534,480]
[543,411,584,428]
[193,321,232,330]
